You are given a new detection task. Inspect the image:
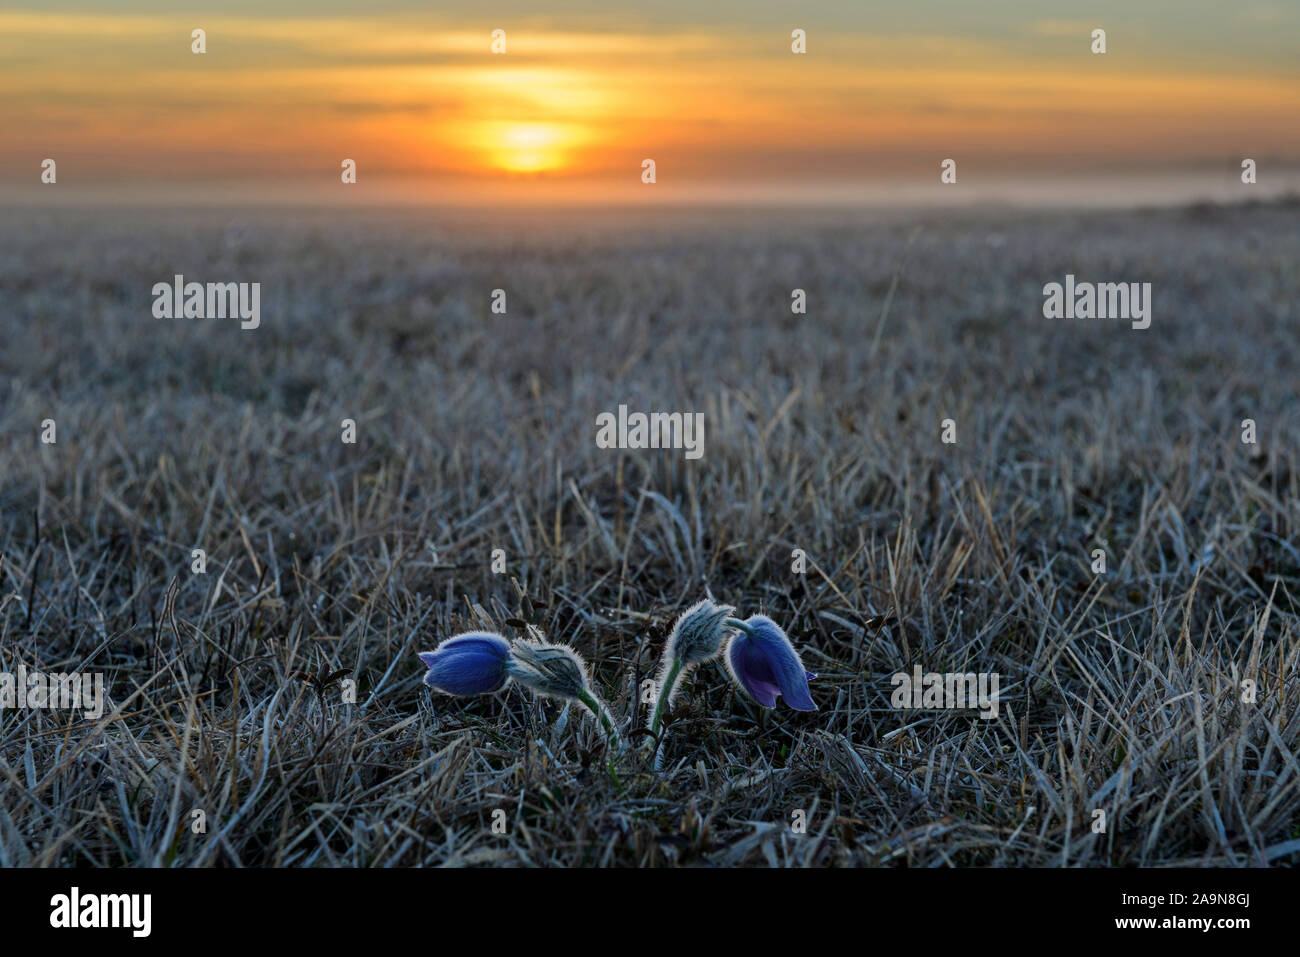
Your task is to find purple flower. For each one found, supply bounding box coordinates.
[417,632,511,696]
[725,615,817,711]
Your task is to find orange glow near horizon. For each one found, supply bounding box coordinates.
[1,9,1299,204]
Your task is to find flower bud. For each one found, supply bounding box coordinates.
[664,598,736,665]
[505,640,591,701]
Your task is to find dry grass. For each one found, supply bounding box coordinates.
[2,198,1299,866]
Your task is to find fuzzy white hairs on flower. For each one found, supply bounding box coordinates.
[506,640,591,700]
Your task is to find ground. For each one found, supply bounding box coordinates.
[1,198,1298,866]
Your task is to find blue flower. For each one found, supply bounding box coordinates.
[725,615,817,711]
[417,632,511,696]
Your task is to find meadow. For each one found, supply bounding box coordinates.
[1,198,1298,866]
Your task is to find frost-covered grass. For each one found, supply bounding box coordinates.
[2,198,1298,866]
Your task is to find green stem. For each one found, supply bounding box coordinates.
[648,656,687,770]
[649,656,684,740]
[579,690,622,752]
[723,617,755,636]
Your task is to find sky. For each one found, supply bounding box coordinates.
[2,1,1298,205]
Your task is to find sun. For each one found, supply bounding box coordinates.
[486,122,573,174]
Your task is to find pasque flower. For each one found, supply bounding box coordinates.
[415,603,824,772]
[664,598,736,666]
[507,640,622,750]
[647,598,737,769]
[725,615,817,711]
[417,632,511,696]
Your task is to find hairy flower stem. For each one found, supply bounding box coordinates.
[648,656,686,770]
[578,689,622,753]
[723,617,755,636]
[649,657,684,740]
